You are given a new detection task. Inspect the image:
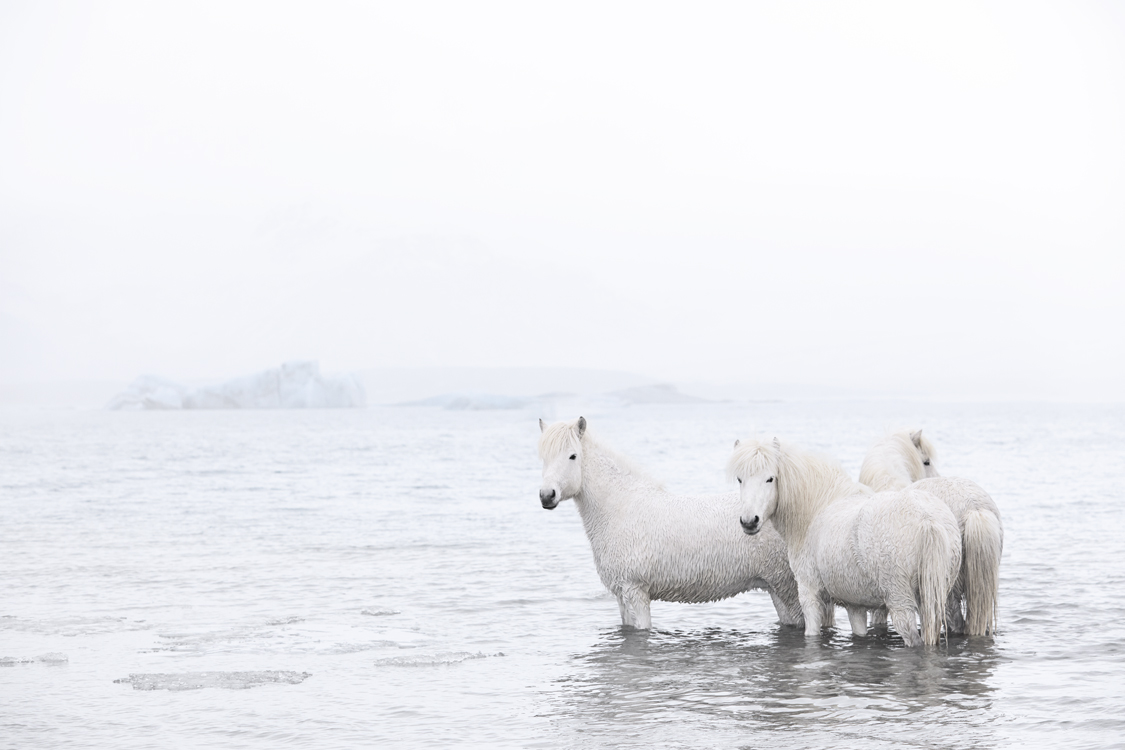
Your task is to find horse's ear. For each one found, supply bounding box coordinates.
[733,439,740,448]
[539,418,546,433]
[576,416,587,438]
[772,437,781,452]
[910,429,922,447]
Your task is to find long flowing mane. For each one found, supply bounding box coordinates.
[858,429,937,490]
[538,421,662,490]
[728,438,862,539]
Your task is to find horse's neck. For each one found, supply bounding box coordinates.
[860,442,913,491]
[574,444,651,527]
[867,457,911,491]
[774,454,861,550]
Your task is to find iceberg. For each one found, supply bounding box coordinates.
[107,361,365,410]
[105,375,191,411]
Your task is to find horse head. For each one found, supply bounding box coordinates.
[909,429,940,479]
[728,437,782,535]
[537,416,587,510]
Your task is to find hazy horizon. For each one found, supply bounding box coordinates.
[3,2,1123,402]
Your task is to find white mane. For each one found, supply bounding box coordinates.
[858,429,937,490]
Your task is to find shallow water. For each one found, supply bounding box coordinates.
[2,401,1123,748]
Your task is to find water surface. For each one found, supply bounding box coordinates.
[2,402,1123,748]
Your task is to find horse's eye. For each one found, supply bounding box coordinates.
[766,477,774,483]
[569,454,577,460]
[737,478,742,484]
[923,461,930,466]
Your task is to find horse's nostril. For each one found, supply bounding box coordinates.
[539,489,556,502]
[750,515,759,526]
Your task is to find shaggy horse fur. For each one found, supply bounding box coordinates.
[729,437,961,647]
[859,429,1004,636]
[537,417,803,630]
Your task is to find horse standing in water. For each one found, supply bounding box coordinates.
[730,437,961,647]
[859,429,1003,636]
[537,417,803,630]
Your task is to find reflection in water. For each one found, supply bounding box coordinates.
[552,625,1001,748]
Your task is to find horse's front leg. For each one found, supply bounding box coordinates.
[797,581,824,638]
[769,589,804,627]
[617,587,651,630]
[846,605,868,636]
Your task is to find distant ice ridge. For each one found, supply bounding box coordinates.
[399,393,527,410]
[107,361,365,410]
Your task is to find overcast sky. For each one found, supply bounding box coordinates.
[2,1,1123,399]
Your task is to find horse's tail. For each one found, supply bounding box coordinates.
[962,509,1003,636]
[918,515,961,646]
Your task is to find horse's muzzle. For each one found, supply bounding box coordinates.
[540,488,558,510]
[740,516,760,535]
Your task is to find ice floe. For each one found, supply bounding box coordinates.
[373,651,502,667]
[0,653,68,666]
[114,670,310,691]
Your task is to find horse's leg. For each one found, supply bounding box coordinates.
[619,587,651,630]
[889,607,922,648]
[798,582,824,638]
[846,605,868,637]
[946,576,966,636]
[768,589,800,627]
[870,607,888,629]
[822,597,837,629]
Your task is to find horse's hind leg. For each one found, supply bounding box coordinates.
[889,607,922,648]
[846,605,868,637]
[870,607,888,629]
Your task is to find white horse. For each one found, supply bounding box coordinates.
[537,417,804,630]
[859,429,1004,636]
[729,437,962,647]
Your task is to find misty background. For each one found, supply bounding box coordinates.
[2,1,1123,404]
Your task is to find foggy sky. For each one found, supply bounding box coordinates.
[2,1,1123,400]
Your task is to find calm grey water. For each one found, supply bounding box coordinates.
[2,401,1123,749]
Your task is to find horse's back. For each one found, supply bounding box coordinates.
[913,477,1002,533]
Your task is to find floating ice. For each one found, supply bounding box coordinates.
[373,651,501,667]
[114,670,310,691]
[0,653,68,666]
[107,361,365,410]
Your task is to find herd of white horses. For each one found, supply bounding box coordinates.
[537,417,1003,647]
